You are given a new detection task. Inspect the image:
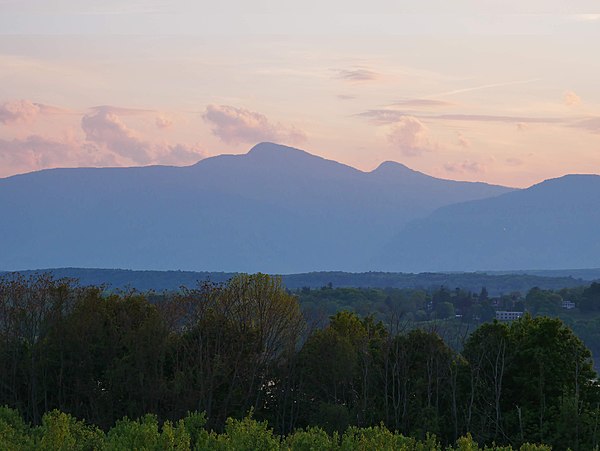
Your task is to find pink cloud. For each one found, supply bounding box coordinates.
[516,122,529,131]
[203,104,307,145]
[444,160,486,174]
[387,116,434,156]
[457,132,471,148]
[359,109,567,125]
[570,117,600,134]
[0,100,41,124]
[155,115,174,129]
[336,68,379,81]
[89,105,152,115]
[505,157,523,167]
[1,103,205,177]
[393,99,453,107]
[82,108,204,165]
[0,100,69,125]
[81,109,152,163]
[0,135,121,177]
[564,90,581,106]
[0,132,204,178]
[359,109,412,125]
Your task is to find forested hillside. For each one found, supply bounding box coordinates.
[1,273,599,449]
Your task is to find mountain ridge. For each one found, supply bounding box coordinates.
[0,142,513,273]
[377,173,600,272]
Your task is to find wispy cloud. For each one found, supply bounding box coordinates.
[335,68,379,81]
[436,113,566,123]
[358,109,412,125]
[89,105,153,115]
[337,94,356,101]
[505,157,523,167]
[393,99,453,107]
[570,117,600,134]
[358,109,568,125]
[203,104,306,145]
[433,79,540,98]
[444,160,486,174]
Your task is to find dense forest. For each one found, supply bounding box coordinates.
[296,283,600,369]
[1,273,600,449]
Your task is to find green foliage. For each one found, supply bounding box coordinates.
[435,301,455,319]
[0,406,34,450]
[283,426,337,450]
[525,287,562,315]
[104,414,190,451]
[517,444,551,451]
[580,282,600,312]
[0,408,566,450]
[340,424,422,450]
[3,273,600,449]
[104,415,162,450]
[218,411,281,451]
[181,411,213,449]
[454,434,480,451]
[35,410,104,451]
[160,420,191,451]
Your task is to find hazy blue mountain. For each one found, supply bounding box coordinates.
[377,174,600,272]
[0,268,590,296]
[0,142,511,273]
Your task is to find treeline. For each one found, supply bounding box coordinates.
[0,273,599,449]
[296,284,600,369]
[2,267,591,296]
[0,407,553,450]
[297,284,596,322]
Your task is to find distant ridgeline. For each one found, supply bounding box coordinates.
[2,144,600,273]
[0,267,598,295]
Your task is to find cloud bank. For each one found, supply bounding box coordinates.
[0,100,206,177]
[203,104,306,145]
[82,109,153,163]
[0,100,42,124]
[82,108,204,165]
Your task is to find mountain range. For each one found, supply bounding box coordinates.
[377,174,600,271]
[0,142,598,273]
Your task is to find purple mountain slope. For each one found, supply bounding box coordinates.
[0,142,512,273]
[376,174,600,272]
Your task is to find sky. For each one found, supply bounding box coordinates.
[0,0,599,187]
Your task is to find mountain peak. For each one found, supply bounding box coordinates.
[248,142,309,157]
[373,160,418,174]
